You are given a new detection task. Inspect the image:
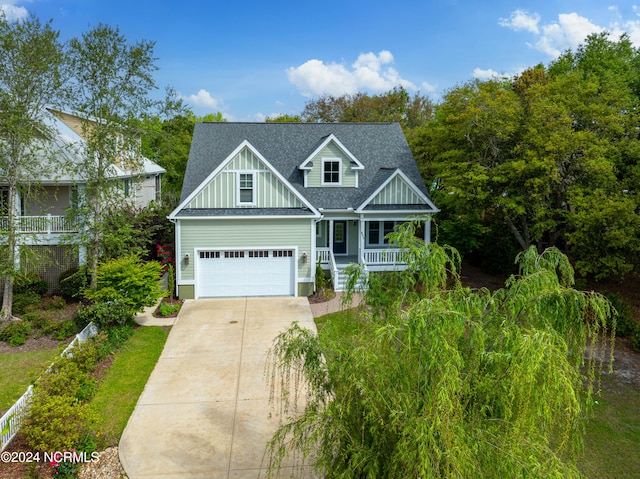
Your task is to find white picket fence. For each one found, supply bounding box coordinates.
[0,322,98,452]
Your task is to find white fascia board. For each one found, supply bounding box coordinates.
[298,134,364,170]
[356,168,440,213]
[169,140,320,220]
[173,214,320,220]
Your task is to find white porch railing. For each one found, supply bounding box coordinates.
[328,250,339,290]
[316,247,331,264]
[0,215,77,234]
[0,322,98,452]
[363,248,408,265]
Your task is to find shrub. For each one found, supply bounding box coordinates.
[12,291,41,315]
[52,319,77,340]
[75,300,134,330]
[0,320,32,346]
[14,272,48,295]
[22,393,95,452]
[22,310,56,335]
[58,266,90,300]
[83,256,166,313]
[22,335,104,452]
[157,301,181,316]
[41,295,66,310]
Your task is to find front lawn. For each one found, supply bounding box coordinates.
[90,325,168,446]
[579,352,640,479]
[0,347,60,413]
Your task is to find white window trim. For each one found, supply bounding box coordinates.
[321,158,342,186]
[366,221,397,247]
[237,171,256,206]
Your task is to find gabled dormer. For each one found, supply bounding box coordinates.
[298,134,364,188]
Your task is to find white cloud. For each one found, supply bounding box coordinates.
[0,1,28,21]
[500,9,605,58]
[499,9,540,34]
[473,68,502,80]
[287,50,417,97]
[472,66,526,81]
[607,6,640,45]
[534,12,603,57]
[181,89,219,109]
[421,81,437,93]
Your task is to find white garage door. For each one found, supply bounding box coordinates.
[196,249,295,297]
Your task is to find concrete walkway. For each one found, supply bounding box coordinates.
[119,297,318,479]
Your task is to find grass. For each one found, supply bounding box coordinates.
[580,372,640,479]
[0,347,60,412]
[90,326,168,446]
[315,309,640,479]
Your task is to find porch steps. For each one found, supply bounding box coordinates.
[334,265,368,292]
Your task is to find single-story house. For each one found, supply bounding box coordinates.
[168,122,438,298]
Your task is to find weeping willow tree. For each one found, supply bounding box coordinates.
[266,219,614,479]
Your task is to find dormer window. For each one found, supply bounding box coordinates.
[322,158,341,185]
[238,172,255,205]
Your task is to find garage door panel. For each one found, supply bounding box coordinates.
[197,249,294,298]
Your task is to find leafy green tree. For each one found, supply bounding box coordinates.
[266,223,614,478]
[0,13,65,320]
[301,87,434,132]
[65,24,179,287]
[415,33,640,279]
[266,114,302,122]
[140,111,224,207]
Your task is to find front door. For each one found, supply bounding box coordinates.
[333,221,347,255]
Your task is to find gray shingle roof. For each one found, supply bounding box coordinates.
[180,122,431,211]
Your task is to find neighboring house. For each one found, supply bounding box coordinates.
[169,122,439,299]
[0,109,165,291]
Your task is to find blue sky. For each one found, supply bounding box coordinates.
[3,1,640,121]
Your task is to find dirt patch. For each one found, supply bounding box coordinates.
[0,336,66,355]
[308,290,336,304]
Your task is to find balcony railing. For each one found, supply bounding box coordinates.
[317,247,409,266]
[0,215,77,234]
[362,248,408,265]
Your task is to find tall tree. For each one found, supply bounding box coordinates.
[65,24,174,286]
[266,223,614,478]
[414,35,640,279]
[140,110,224,207]
[301,87,434,132]
[0,13,65,320]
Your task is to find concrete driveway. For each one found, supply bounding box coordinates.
[119,297,318,479]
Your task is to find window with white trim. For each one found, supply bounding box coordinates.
[322,158,341,185]
[366,221,398,246]
[238,172,255,205]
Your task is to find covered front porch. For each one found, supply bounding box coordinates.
[315,216,430,291]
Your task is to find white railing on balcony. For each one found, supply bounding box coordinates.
[363,248,408,265]
[316,247,331,264]
[0,215,76,234]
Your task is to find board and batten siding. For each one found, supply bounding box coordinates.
[185,147,304,209]
[179,218,312,282]
[306,142,357,187]
[371,175,424,205]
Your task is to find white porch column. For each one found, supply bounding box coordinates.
[424,216,431,244]
[328,219,334,253]
[358,215,365,263]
